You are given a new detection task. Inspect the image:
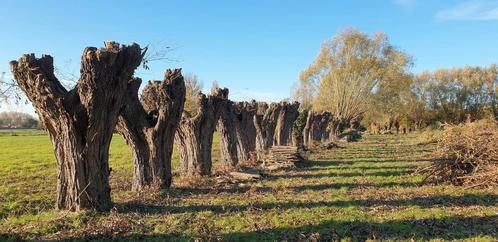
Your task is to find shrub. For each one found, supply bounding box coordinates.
[416,129,444,145]
[417,119,498,187]
[338,128,362,142]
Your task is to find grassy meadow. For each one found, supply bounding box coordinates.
[0,131,496,241]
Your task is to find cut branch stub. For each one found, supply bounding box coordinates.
[175,88,229,177]
[10,41,144,211]
[117,69,185,192]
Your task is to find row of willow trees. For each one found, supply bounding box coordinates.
[293,29,498,131]
[10,41,329,212]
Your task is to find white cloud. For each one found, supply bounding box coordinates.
[394,0,417,10]
[436,0,498,20]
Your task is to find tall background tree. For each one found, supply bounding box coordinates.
[183,73,203,116]
[297,29,413,129]
[0,111,38,128]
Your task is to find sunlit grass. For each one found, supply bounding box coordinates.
[0,131,496,241]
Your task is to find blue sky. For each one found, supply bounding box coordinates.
[1,0,498,115]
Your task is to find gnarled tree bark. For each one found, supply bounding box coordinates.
[217,100,239,171]
[116,69,185,192]
[234,101,258,162]
[175,88,228,176]
[10,41,144,211]
[262,102,283,149]
[328,117,347,140]
[254,102,269,160]
[274,102,300,146]
[303,111,332,146]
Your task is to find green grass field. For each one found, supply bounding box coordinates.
[0,131,496,241]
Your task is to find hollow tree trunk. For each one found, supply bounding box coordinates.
[234,101,258,162]
[116,69,185,191]
[10,41,144,211]
[175,88,228,176]
[274,102,300,146]
[217,100,239,171]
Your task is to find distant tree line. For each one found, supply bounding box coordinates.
[0,111,39,129]
[293,29,498,132]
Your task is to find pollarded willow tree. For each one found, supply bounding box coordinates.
[297,29,412,130]
[233,101,258,162]
[260,102,283,149]
[175,88,229,176]
[274,101,300,146]
[217,99,239,171]
[10,41,144,211]
[116,69,185,192]
[253,102,269,159]
[303,111,332,146]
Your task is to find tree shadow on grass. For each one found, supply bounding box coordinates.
[42,214,496,241]
[167,180,419,198]
[289,181,419,192]
[297,164,418,172]
[116,194,498,215]
[302,160,354,167]
[222,215,498,241]
[269,170,411,180]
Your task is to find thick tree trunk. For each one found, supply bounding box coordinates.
[328,117,345,140]
[234,101,258,162]
[116,69,185,192]
[217,100,239,171]
[291,110,308,148]
[253,102,279,160]
[254,102,269,160]
[303,112,313,146]
[274,102,300,146]
[175,88,228,176]
[303,111,332,146]
[262,103,283,149]
[10,41,144,211]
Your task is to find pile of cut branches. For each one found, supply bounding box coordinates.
[417,119,498,188]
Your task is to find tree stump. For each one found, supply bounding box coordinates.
[116,69,185,192]
[10,41,144,211]
[175,88,228,177]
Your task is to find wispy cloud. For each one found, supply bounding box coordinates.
[394,0,417,11]
[436,0,498,20]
